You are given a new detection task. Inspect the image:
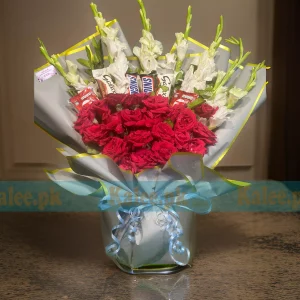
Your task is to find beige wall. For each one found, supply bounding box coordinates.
[0,0,274,180]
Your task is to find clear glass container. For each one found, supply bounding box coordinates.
[100,203,196,275]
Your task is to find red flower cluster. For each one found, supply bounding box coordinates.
[194,103,219,119]
[74,93,217,173]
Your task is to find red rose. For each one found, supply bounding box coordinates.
[174,131,191,150]
[143,95,170,115]
[152,122,174,143]
[103,113,124,135]
[74,116,93,135]
[141,110,163,128]
[80,124,111,146]
[174,108,197,132]
[120,109,143,127]
[131,149,157,171]
[193,123,217,145]
[102,137,128,162]
[183,139,207,155]
[122,93,149,108]
[92,100,110,121]
[119,154,138,174]
[194,103,218,119]
[126,130,153,148]
[152,141,177,165]
[168,104,185,123]
[105,94,126,108]
[74,105,96,134]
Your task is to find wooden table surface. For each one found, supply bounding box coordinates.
[0,212,299,300]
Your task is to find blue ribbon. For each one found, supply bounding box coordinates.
[105,203,152,257]
[102,193,212,267]
[155,206,191,266]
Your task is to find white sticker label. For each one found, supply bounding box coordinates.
[35,65,57,82]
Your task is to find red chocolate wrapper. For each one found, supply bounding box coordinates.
[69,88,100,111]
[170,90,198,106]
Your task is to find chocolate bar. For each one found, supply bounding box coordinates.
[69,88,100,111]
[93,69,117,97]
[126,74,140,94]
[170,90,198,106]
[140,74,155,94]
[156,72,174,98]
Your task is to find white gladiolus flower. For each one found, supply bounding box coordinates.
[94,16,106,31]
[208,41,218,57]
[193,51,217,82]
[134,30,163,73]
[65,60,87,88]
[74,81,99,96]
[207,86,228,107]
[209,105,231,129]
[94,16,127,61]
[133,46,158,74]
[181,50,217,93]
[175,32,185,44]
[175,32,189,62]
[66,60,78,75]
[65,60,99,94]
[65,73,80,85]
[180,66,197,92]
[181,66,207,92]
[227,87,248,108]
[102,36,126,60]
[108,51,129,93]
[158,53,176,70]
[139,30,163,57]
[103,27,119,40]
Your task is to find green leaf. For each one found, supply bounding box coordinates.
[77,58,91,69]
[184,6,192,39]
[85,69,93,76]
[90,3,101,18]
[244,60,265,92]
[165,119,174,128]
[86,46,93,63]
[92,37,99,50]
[137,0,151,31]
[93,54,100,65]
[67,87,77,97]
[91,38,104,68]
[225,36,239,45]
[188,97,205,109]
[159,85,169,92]
[214,15,224,43]
[38,38,48,52]
[194,87,201,94]
[175,71,184,82]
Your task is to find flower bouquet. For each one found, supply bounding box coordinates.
[34,1,268,274]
